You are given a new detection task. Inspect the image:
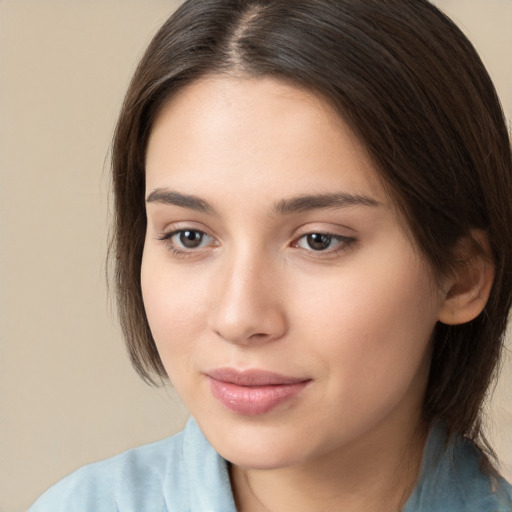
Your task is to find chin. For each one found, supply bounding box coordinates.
[198,416,312,470]
[221,445,303,471]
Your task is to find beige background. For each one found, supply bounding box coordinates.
[0,1,510,511]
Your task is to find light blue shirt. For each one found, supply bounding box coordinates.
[29,418,512,511]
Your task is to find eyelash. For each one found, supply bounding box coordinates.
[157,229,217,258]
[293,232,357,257]
[156,229,357,258]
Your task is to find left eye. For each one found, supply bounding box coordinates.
[295,233,352,252]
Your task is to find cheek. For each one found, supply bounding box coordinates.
[141,252,207,364]
[294,251,439,385]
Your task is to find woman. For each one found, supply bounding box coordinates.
[30,0,512,510]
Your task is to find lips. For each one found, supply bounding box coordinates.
[206,368,311,416]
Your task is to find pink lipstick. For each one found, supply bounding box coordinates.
[206,368,310,416]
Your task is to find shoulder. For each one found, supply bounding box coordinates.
[448,437,512,512]
[405,423,512,512]
[28,431,186,512]
[29,418,237,512]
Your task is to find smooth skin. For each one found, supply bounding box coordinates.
[141,76,493,512]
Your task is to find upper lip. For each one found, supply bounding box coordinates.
[206,368,309,386]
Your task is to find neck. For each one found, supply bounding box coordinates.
[230,416,428,512]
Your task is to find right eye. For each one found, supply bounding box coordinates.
[158,229,217,254]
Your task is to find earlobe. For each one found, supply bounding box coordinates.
[438,231,495,326]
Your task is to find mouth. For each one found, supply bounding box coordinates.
[205,368,311,416]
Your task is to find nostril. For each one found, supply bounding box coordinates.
[249,332,269,339]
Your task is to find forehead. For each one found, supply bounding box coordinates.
[146,75,386,205]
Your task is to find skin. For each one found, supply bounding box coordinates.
[142,76,453,511]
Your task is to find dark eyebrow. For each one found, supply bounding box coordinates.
[273,192,381,215]
[146,188,216,215]
[146,188,380,216]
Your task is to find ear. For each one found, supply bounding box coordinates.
[438,231,495,326]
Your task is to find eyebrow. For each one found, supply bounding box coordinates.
[145,188,381,215]
[146,189,216,214]
[273,192,381,215]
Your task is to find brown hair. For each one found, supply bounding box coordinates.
[111,0,512,457]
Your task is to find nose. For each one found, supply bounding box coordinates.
[207,250,288,346]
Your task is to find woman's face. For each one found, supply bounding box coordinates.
[142,76,446,470]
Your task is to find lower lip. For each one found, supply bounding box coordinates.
[208,378,310,416]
